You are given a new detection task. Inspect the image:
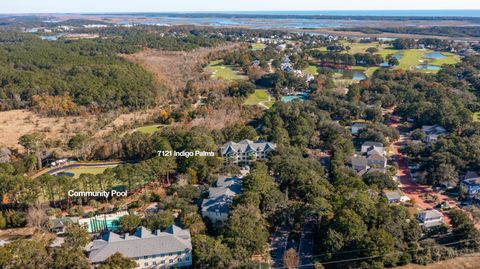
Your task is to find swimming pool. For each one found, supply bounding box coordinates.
[87,218,120,233]
[79,212,128,233]
[281,93,309,103]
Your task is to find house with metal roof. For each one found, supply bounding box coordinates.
[417,209,445,230]
[201,175,243,223]
[220,140,276,165]
[87,225,192,268]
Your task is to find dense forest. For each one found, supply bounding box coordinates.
[0,29,225,114]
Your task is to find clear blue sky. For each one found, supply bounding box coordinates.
[1,0,480,14]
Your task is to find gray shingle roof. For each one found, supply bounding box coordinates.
[220,140,276,155]
[384,191,401,201]
[362,141,384,147]
[367,153,386,161]
[351,155,368,167]
[87,225,191,263]
[201,175,243,215]
[422,125,446,135]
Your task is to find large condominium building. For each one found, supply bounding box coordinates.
[87,225,192,269]
[220,140,277,165]
[201,175,243,223]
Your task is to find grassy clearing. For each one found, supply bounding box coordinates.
[314,41,460,75]
[340,40,381,54]
[207,60,246,81]
[303,65,318,75]
[63,167,111,179]
[245,89,274,109]
[251,43,266,50]
[135,124,162,135]
[474,112,480,122]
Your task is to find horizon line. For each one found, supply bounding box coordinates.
[1,9,480,15]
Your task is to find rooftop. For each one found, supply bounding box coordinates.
[87,225,191,263]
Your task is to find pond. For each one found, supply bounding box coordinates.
[417,64,440,70]
[416,64,441,71]
[425,52,446,59]
[281,93,309,103]
[379,54,402,67]
[40,35,63,41]
[53,172,75,177]
[336,70,367,81]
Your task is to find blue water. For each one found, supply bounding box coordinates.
[425,52,447,59]
[87,218,120,233]
[336,70,367,80]
[222,10,480,17]
[282,93,309,103]
[416,64,440,70]
[54,172,74,177]
[40,34,65,41]
[107,10,480,30]
[380,54,402,67]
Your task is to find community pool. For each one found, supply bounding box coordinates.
[79,212,128,233]
[281,93,309,103]
[87,218,120,233]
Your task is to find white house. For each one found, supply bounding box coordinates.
[361,141,386,156]
[87,225,192,269]
[417,209,444,230]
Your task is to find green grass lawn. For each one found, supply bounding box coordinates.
[315,41,460,75]
[245,89,274,109]
[135,124,162,135]
[303,65,318,75]
[312,47,328,52]
[340,40,382,54]
[251,43,266,50]
[207,60,246,81]
[63,167,112,179]
[474,112,480,122]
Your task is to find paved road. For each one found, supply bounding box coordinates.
[298,222,314,269]
[270,226,290,268]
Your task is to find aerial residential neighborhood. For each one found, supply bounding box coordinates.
[1,1,480,269]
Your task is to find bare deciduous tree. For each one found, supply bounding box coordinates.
[284,248,299,269]
[26,202,49,229]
